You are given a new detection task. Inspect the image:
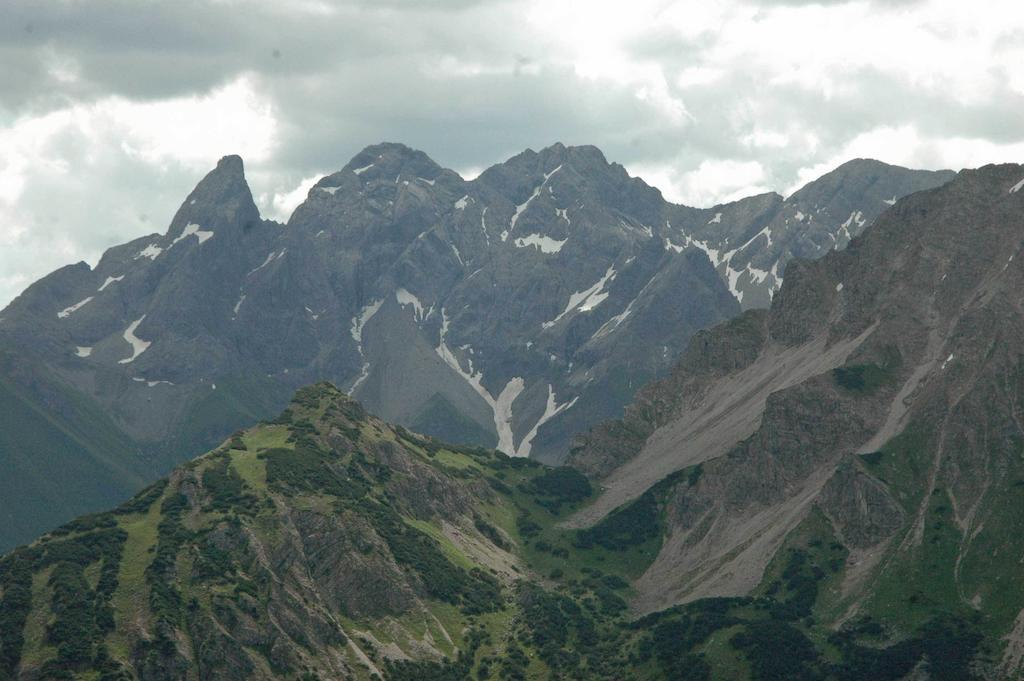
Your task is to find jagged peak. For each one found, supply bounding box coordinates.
[499,142,613,173]
[476,142,636,201]
[215,153,245,174]
[167,154,261,239]
[182,153,253,204]
[530,141,604,165]
[338,141,448,182]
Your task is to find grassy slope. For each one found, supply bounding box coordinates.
[0,385,1012,680]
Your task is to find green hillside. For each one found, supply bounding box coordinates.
[0,384,1001,679]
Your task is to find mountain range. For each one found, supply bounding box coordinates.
[3,157,1024,678]
[0,142,953,552]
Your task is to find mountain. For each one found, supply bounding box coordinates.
[0,144,953,552]
[564,162,1024,675]
[678,158,956,309]
[0,383,685,681]
[5,154,1024,681]
[0,156,287,552]
[0,292,1010,681]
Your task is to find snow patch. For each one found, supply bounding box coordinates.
[349,362,372,394]
[514,234,567,254]
[884,196,897,205]
[838,210,866,244]
[748,264,771,285]
[516,385,579,458]
[941,353,954,370]
[117,316,151,364]
[1010,177,1024,194]
[664,237,687,253]
[593,299,635,339]
[690,237,766,304]
[708,212,722,224]
[689,238,726,268]
[509,165,562,234]
[58,297,94,319]
[135,243,163,260]
[579,291,608,312]
[171,223,214,247]
[543,266,617,329]
[769,260,782,296]
[348,299,384,393]
[351,299,384,345]
[836,282,844,292]
[492,379,525,455]
[248,250,284,276]
[592,270,666,341]
[232,294,246,319]
[98,275,124,292]
[74,346,92,358]
[455,195,470,210]
[132,377,173,388]
[417,177,436,186]
[849,211,866,227]
[319,186,341,195]
[736,225,773,251]
[794,210,806,221]
[395,288,426,322]
[556,208,570,224]
[726,266,744,304]
[353,163,374,175]
[434,309,525,455]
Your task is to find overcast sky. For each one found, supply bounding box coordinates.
[1,0,1022,307]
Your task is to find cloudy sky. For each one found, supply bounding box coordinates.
[1,0,1022,307]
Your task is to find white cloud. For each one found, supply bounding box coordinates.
[0,75,276,208]
[0,75,278,306]
[1,0,1023,308]
[788,124,1024,194]
[108,76,278,165]
[260,174,320,223]
[630,158,773,206]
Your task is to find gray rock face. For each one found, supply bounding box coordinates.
[568,163,1024,635]
[0,142,953,549]
[672,159,956,309]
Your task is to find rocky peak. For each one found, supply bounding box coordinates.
[341,141,451,184]
[788,157,956,216]
[167,153,262,243]
[480,142,630,193]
